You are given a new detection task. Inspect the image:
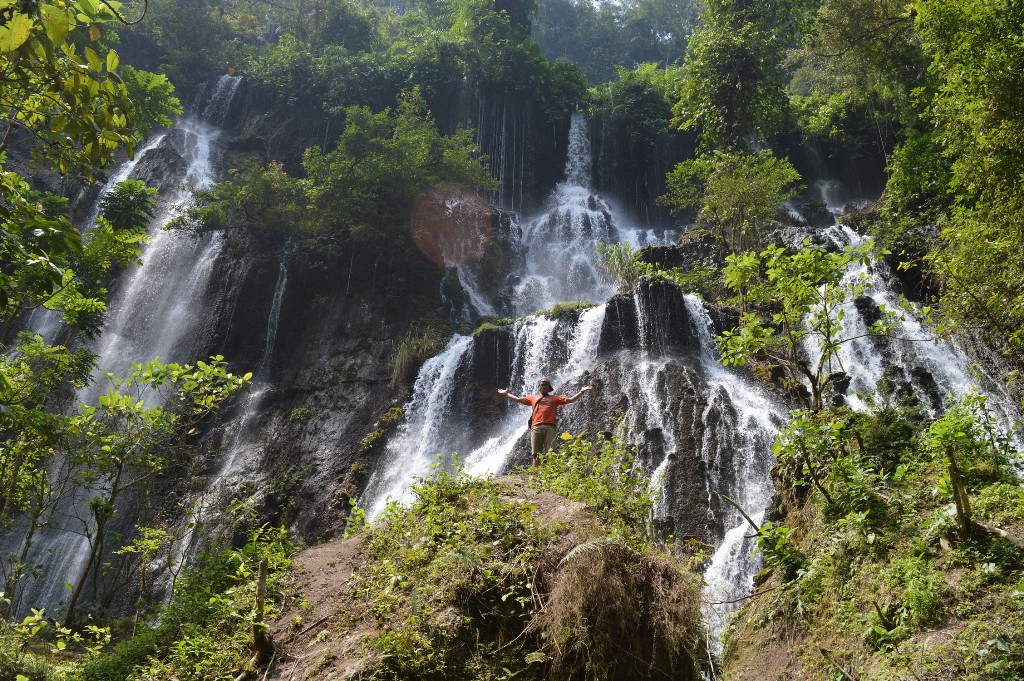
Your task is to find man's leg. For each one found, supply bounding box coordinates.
[530,426,544,467]
[530,425,556,467]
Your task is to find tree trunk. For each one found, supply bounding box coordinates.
[234,557,276,681]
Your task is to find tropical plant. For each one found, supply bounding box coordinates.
[717,239,899,410]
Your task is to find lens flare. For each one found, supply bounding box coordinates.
[410,184,495,266]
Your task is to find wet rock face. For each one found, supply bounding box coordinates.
[187,238,451,540]
[455,322,749,546]
[600,278,697,356]
[131,142,189,196]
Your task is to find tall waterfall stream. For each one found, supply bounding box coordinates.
[2,75,243,617]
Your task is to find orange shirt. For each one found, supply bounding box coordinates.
[524,394,568,426]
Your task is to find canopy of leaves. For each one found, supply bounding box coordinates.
[672,0,813,149]
[908,0,1024,352]
[172,88,497,253]
[533,0,698,84]
[787,0,925,155]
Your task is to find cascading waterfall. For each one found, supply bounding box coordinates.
[363,115,633,518]
[79,74,241,405]
[361,113,788,658]
[686,295,783,651]
[807,224,1021,436]
[22,132,169,345]
[0,75,242,618]
[362,125,1022,667]
[169,244,294,574]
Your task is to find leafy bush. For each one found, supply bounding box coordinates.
[349,435,701,680]
[530,428,657,541]
[595,242,653,292]
[536,301,596,319]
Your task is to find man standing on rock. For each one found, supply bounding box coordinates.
[498,379,593,468]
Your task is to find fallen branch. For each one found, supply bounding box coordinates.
[704,584,779,606]
[973,520,1024,550]
[285,613,337,642]
[720,494,761,534]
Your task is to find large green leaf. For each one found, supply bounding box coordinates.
[0,12,34,52]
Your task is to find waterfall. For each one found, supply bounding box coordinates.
[362,132,1021,664]
[169,246,293,575]
[360,112,786,658]
[0,75,243,618]
[22,132,169,345]
[78,75,241,405]
[806,224,1021,435]
[257,245,293,379]
[363,335,476,518]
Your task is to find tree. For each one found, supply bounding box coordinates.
[672,0,812,149]
[0,0,178,340]
[173,88,498,250]
[910,0,1024,353]
[660,149,802,255]
[787,0,925,157]
[717,240,897,411]
[63,357,251,625]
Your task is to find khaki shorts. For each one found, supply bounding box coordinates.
[530,424,557,461]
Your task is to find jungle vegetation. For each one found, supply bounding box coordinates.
[1,0,1023,678]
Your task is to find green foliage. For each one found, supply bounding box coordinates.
[351,435,698,680]
[0,173,159,353]
[115,0,244,85]
[169,159,307,248]
[0,0,137,176]
[596,241,724,301]
[173,88,497,258]
[660,149,802,255]
[536,301,595,319]
[356,465,548,679]
[535,0,697,84]
[787,0,924,154]
[530,428,657,541]
[473,317,515,335]
[717,239,897,410]
[588,62,677,146]
[755,521,804,582]
[358,406,405,451]
[725,399,1024,679]
[672,0,812,149]
[0,0,174,342]
[0,349,250,623]
[77,525,295,681]
[245,0,588,122]
[119,66,183,134]
[391,326,447,388]
[595,242,653,292]
[905,0,1024,352]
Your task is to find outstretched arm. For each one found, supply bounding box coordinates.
[564,385,593,403]
[498,388,531,405]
